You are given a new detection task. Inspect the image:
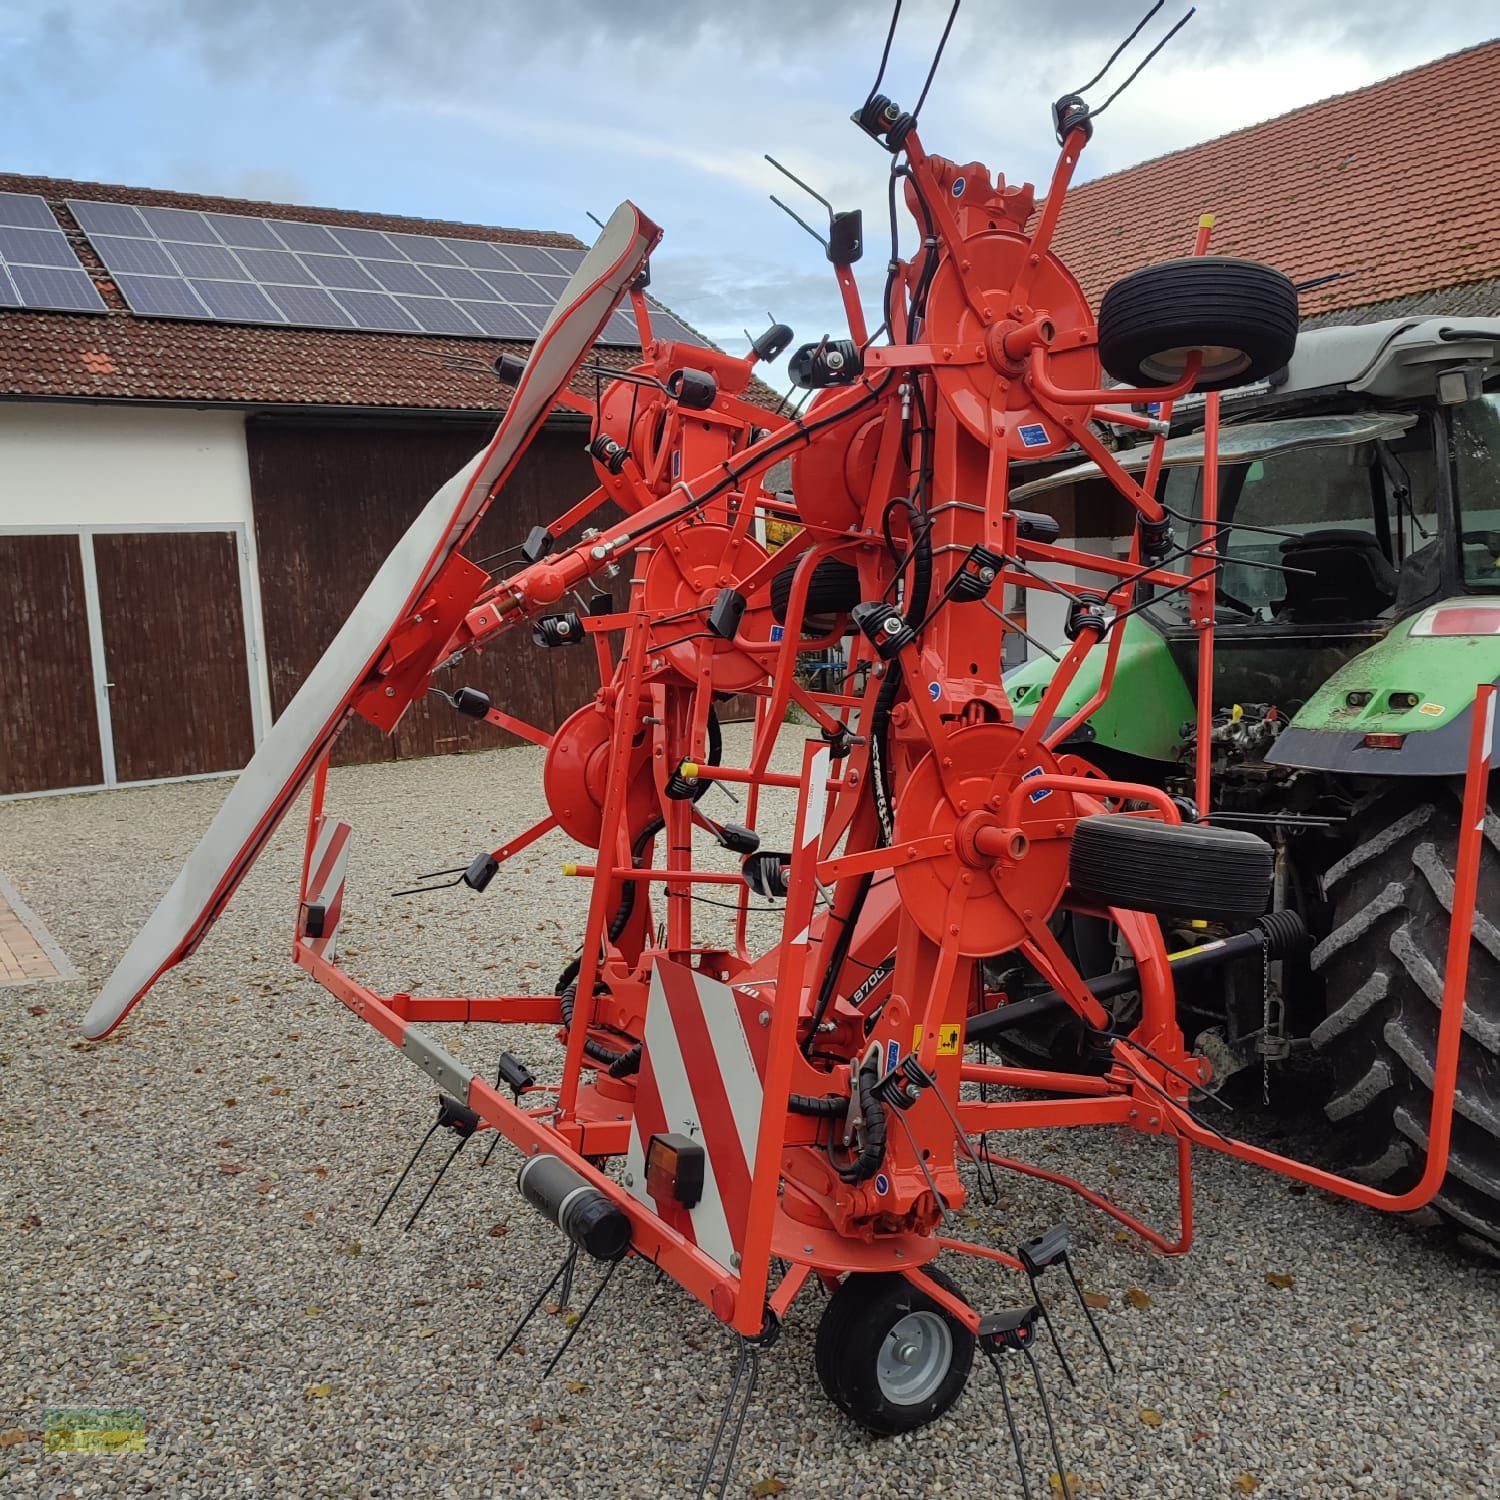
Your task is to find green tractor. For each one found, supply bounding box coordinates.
[1004,317,1500,1248]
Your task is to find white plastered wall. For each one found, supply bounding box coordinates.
[0,400,274,752]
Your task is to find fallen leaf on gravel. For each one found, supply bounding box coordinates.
[27,1005,46,1017]
[340,1240,362,1257]
[19,1215,40,1231]
[1139,1409,1163,1427]
[1190,1429,1210,1442]
[1125,1287,1153,1310]
[1234,1476,1260,1494]
[256,1180,273,1195]
[527,1416,545,1433]
[270,1087,290,1097]
[1105,1164,1121,1179]
[565,1381,586,1395]
[1082,1291,1110,1309]
[216,1138,232,1148]
[309,1165,329,1178]
[0,1429,26,1446]
[302,1211,317,1224]
[256,1075,274,1084]
[488,1223,509,1237]
[224,1098,236,1107]
[564,1312,581,1327]
[1048,1472,1081,1498]
[418,1328,435,1338]
[305,1306,322,1317]
[1114,1230,1130,1243]
[545,1302,564,1315]
[749,1480,786,1497]
[1264,1272,1294,1290]
[465,1278,484,1290]
[304,1382,333,1399]
[217,1163,245,1176]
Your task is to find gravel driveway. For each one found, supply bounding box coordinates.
[2,730,1496,1499]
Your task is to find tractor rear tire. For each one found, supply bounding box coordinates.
[1311,784,1500,1249]
[814,1267,974,1435]
[1097,257,1298,392]
[1068,815,1273,921]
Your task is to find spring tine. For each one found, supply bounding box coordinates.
[372,1120,440,1226]
[1063,1258,1117,1376]
[543,1256,621,1379]
[401,1135,469,1233]
[498,1245,577,1361]
[696,1335,759,1500]
[989,1351,1035,1500]
[1026,1271,1078,1389]
[1023,1345,1072,1492]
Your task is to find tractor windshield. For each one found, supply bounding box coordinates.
[1452,392,1500,592]
[1151,414,1440,624]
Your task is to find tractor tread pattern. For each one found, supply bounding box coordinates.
[1311,785,1500,1247]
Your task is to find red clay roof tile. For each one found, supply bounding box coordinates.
[1048,40,1500,321]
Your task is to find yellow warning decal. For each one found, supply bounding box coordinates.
[914,1023,962,1056]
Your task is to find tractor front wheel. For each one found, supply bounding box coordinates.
[814,1268,975,1434]
[1311,784,1500,1249]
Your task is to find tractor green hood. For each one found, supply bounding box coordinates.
[1006,614,1193,762]
[1267,598,1500,776]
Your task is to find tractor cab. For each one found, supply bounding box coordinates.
[1007,319,1500,768]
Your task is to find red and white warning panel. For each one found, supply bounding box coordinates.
[299,817,353,960]
[623,958,771,1273]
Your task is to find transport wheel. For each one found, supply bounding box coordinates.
[814,1267,974,1435]
[1068,814,1273,921]
[769,556,862,629]
[1311,784,1500,1250]
[1096,256,1298,392]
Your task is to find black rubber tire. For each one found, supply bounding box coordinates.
[814,1266,974,1435]
[1310,784,1500,1249]
[768,556,861,627]
[1068,815,1272,920]
[1097,256,1298,392]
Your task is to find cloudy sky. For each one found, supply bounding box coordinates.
[1,1,1494,365]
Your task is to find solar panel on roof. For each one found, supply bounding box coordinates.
[140,206,219,243]
[113,274,209,317]
[272,219,341,254]
[0,225,79,268]
[189,279,284,322]
[332,288,421,331]
[0,197,106,314]
[166,241,248,280]
[204,212,282,250]
[66,199,148,236]
[0,192,62,230]
[455,301,540,338]
[365,259,439,296]
[92,234,179,276]
[11,264,108,312]
[68,196,708,347]
[263,284,355,328]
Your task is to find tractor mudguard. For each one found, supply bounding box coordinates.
[1006,613,1193,762]
[1267,598,1500,776]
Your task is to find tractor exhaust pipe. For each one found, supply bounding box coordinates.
[969,911,1310,1046]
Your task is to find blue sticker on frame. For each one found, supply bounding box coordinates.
[1018,422,1050,448]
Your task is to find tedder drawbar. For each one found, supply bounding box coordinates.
[85,5,1494,1493]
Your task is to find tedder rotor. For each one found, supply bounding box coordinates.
[84,5,1495,1493]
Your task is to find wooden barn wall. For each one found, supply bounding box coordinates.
[246,415,612,767]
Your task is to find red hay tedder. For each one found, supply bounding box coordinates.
[84,5,1494,1492]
